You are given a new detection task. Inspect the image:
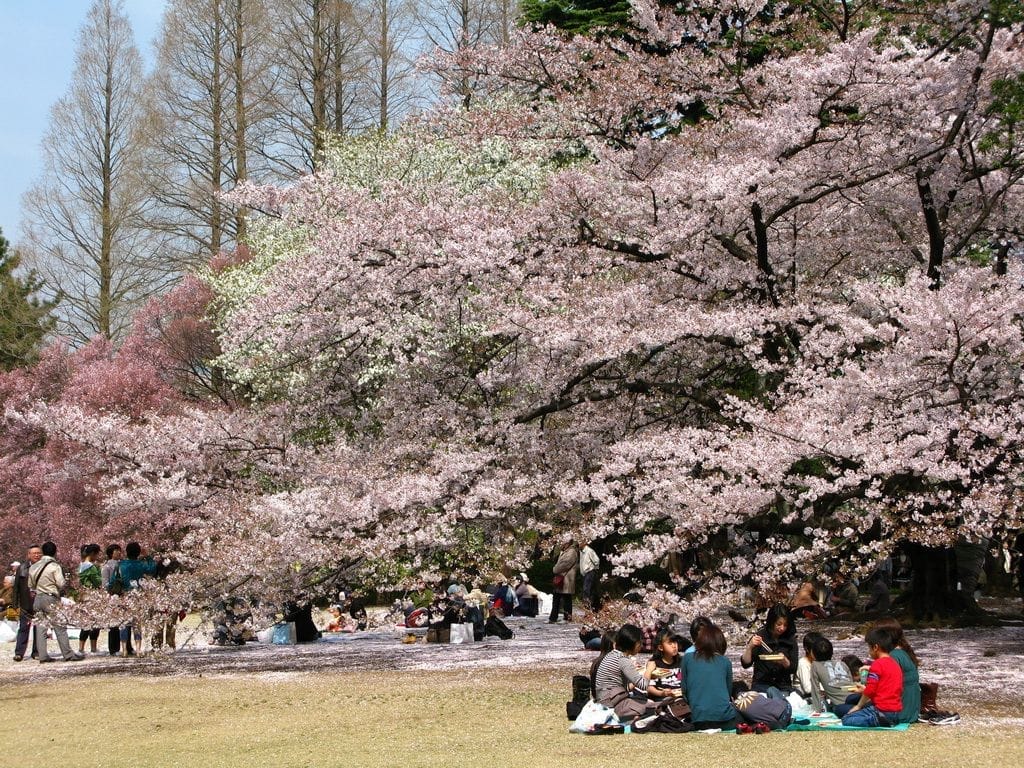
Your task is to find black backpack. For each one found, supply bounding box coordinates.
[566,674,592,720]
[484,615,514,640]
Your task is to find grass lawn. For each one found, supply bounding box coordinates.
[6,668,1023,767]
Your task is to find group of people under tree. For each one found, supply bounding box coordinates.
[3,539,171,663]
[591,604,923,731]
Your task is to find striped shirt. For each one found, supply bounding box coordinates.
[594,650,648,704]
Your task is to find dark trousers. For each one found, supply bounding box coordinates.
[14,611,35,658]
[108,626,134,656]
[549,592,572,621]
[582,570,599,609]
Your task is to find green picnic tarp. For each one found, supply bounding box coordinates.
[785,714,912,732]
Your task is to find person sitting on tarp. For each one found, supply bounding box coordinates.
[489,579,517,617]
[513,573,539,617]
[283,596,321,643]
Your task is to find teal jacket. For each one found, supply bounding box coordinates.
[891,648,920,723]
[118,557,158,591]
[683,653,739,724]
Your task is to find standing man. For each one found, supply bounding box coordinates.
[12,545,42,661]
[548,535,579,624]
[580,540,601,610]
[117,541,158,655]
[12,548,43,663]
[101,543,132,656]
[31,541,84,662]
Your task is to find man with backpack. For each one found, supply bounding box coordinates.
[12,544,42,661]
[31,541,84,663]
[101,543,134,656]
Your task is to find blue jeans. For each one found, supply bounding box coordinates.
[842,705,898,728]
[752,684,791,700]
[833,692,860,718]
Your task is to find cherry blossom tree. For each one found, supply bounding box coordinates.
[0,275,221,567]
[9,0,1023,624]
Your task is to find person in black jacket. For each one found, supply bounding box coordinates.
[740,603,798,696]
[12,545,42,661]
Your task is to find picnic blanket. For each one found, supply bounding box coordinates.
[785,713,912,732]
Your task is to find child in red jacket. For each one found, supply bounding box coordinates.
[841,627,904,727]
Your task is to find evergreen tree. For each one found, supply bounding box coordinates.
[0,229,55,370]
[519,0,632,34]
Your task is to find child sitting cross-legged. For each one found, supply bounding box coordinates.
[644,628,687,701]
[806,634,856,715]
[841,627,904,727]
[593,624,674,722]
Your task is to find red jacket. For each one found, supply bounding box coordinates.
[864,655,903,712]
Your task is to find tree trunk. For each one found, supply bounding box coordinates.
[232,0,248,242]
[903,543,972,621]
[99,2,115,340]
[210,0,225,255]
[378,1,390,132]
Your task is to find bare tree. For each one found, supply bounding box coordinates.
[20,0,160,343]
[360,0,420,132]
[268,0,370,174]
[415,1,521,107]
[143,0,277,266]
[492,0,519,46]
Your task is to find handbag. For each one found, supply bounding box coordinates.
[426,625,450,643]
[553,574,565,588]
[657,696,691,721]
[271,622,297,645]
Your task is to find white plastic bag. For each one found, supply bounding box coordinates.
[536,590,553,618]
[0,621,16,643]
[569,700,619,733]
[449,622,474,644]
[787,691,813,719]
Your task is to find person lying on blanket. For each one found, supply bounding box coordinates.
[841,627,903,728]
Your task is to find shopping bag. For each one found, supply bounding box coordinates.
[450,622,475,644]
[570,700,620,733]
[271,622,297,645]
[0,621,16,643]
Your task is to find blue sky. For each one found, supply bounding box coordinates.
[0,0,166,244]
